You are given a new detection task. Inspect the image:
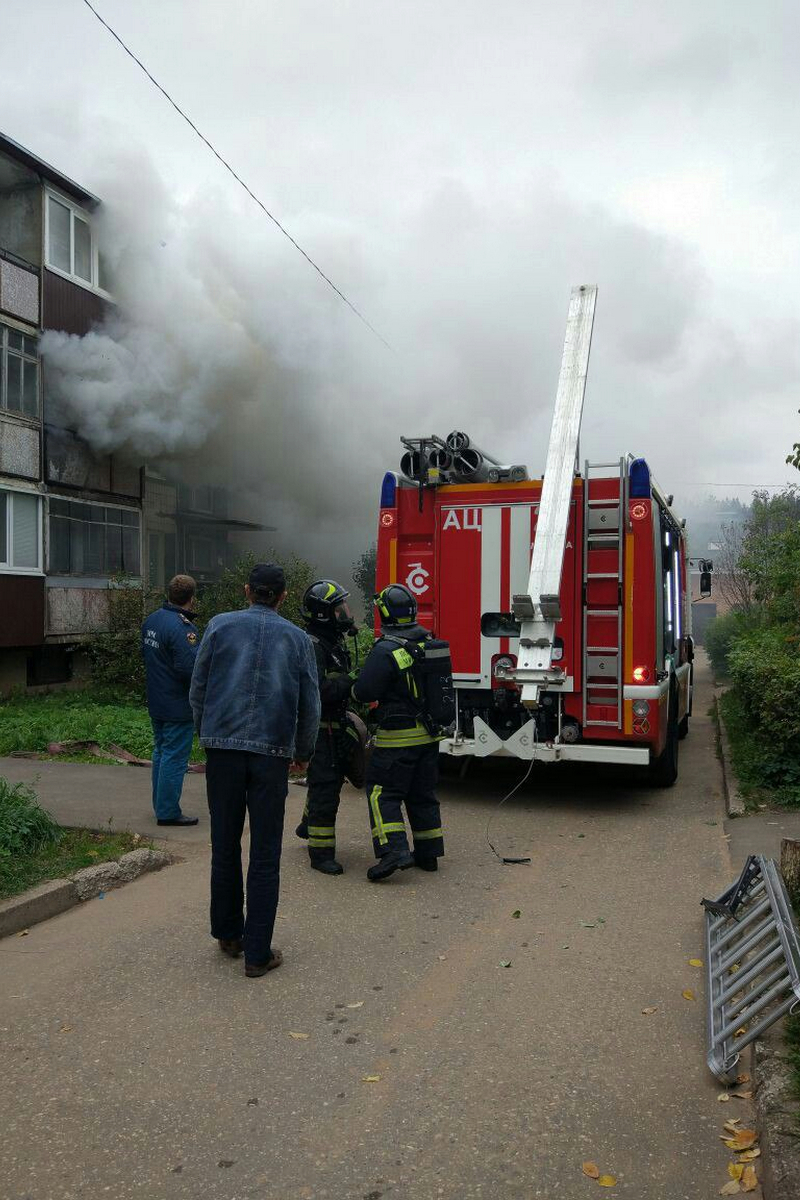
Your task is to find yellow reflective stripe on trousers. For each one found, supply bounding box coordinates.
[308,826,335,836]
[414,827,443,840]
[308,836,336,847]
[371,821,406,839]
[369,785,387,845]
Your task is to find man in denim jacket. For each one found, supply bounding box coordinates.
[190,562,320,978]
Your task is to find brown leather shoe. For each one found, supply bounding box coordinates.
[244,949,283,978]
[218,938,243,958]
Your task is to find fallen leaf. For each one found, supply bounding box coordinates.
[581,1162,600,1179]
[724,1119,743,1132]
[718,1093,731,1102]
[736,1073,751,1085]
[728,1163,744,1181]
[362,1075,381,1083]
[499,960,512,968]
[730,963,741,974]
[17,929,29,937]
[736,1149,760,1162]
[732,1090,753,1100]
[437,955,447,961]
[641,1006,658,1015]
[58,1024,72,1033]
[719,1182,741,1196]
[288,1032,309,1040]
[581,922,596,929]
[346,1002,364,1009]
[741,1165,757,1192]
[682,989,696,1001]
[689,958,703,967]
[512,910,521,918]
[734,1027,747,1037]
[597,1177,617,1188]
[728,1130,758,1151]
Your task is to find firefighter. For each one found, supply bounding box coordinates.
[353,583,444,881]
[295,580,357,875]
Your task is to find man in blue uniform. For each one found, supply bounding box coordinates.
[141,573,200,827]
[353,583,445,881]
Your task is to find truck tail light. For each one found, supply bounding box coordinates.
[632,665,651,683]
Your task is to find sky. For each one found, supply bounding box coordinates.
[3,0,799,576]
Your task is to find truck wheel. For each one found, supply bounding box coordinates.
[649,693,679,787]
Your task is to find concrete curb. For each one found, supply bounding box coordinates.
[714,688,747,817]
[0,847,172,939]
[754,1028,800,1200]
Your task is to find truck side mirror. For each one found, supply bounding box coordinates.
[700,571,712,597]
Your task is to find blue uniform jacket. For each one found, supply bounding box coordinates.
[141,603,200,723]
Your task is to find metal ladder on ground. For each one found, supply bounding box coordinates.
[582,457,626,729]
[703,855,800,1084]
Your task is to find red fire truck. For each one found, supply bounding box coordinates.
[374,286,705,785]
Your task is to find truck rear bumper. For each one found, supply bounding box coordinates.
[441,717,649,765]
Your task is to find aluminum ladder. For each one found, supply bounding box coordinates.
[514,284,597,707]
[582,457,626,729]
[703,855,800,1084]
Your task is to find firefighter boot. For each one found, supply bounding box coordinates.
[367,849,414,881]
[295,820,309,839]
[309,850,344,876]
[413,850,438,872]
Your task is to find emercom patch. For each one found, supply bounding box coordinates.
[392,647,415,670]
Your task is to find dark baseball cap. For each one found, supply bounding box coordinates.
[248,562,286,593]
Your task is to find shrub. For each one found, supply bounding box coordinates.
[0,778,61,858]
[704,609,759,678]
[728,625,800,755]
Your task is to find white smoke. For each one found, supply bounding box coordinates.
[41,145,790,576]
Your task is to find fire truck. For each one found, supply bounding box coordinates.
[374,285,707,785]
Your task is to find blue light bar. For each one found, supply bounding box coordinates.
[629,458,651,499]
[380,472,397,508]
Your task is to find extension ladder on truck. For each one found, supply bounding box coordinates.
[513,284,597,707]
[582,457,626,730]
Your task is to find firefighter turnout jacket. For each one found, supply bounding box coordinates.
[352,624,439,746]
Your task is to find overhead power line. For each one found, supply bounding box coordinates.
[80,0,393,351]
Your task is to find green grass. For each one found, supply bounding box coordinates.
[0,690,203,763]
[0,827,145,900]
[718,688,800,809]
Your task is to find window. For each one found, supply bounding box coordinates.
[45,192,108,292]
[0,489,42,571]
[1,323,39,417]
[48,499,140,576]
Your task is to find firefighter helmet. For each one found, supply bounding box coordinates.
[302,580,351,625]
[374,583,417,626]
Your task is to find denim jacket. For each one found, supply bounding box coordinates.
[189,605,320,760]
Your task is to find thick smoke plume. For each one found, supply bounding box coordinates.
[41,146,791,578]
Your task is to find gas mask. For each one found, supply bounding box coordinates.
[333,603,356,635]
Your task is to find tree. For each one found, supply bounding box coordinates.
[352,543,377,620]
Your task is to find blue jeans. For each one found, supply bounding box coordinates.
[151,719,194,820]
[206,749,288,967]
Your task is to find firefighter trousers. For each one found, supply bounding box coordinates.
[366,742,444,860]
[304,733,346,862]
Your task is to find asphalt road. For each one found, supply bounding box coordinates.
[0,656,763,1199]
